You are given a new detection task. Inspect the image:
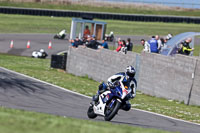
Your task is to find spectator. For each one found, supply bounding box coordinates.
[84,25,91,38]
[141,39,151,53]
[100,39,109,49]
[86,35,98,49]
[117,38,122,46]
[148,36,159,53]
[178,38,194,56]
[155,35,162,53]
[126,38,133,51]
[74,37,83,46]
[160,38,166,46]
[70,39,78,48]
[116,40,127,54]
[84,35,91,46]
[116,40,126,52]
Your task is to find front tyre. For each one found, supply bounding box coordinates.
[87,104,97,119]
[104,99,121,121]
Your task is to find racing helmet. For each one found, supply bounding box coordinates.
[126,66,136,77]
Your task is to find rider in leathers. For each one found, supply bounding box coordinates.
[93,66,137,111]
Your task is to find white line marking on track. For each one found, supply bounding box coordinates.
[0,67,90,99]
[57,50,68,55]
[1,66,200,126]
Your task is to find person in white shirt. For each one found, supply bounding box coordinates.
[141,39,151,53]
[155,35,162,53]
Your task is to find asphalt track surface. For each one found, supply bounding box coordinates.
[0,33,69,58]
[0,33,152,58]
[0,67,200,133]
[0,33,200,58]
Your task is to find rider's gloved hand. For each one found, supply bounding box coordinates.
[107,81,115,89]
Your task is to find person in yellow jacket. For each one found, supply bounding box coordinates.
[178,38,194,55]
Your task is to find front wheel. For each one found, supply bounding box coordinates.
[104,99,121,121]
[87,104,97,119]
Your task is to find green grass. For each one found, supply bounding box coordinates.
[0,107,175,133]
[0,14,70,33]
[1,13,200,36]
[0,13,200,55]
[0,53,200,124]
[1,1,200,17]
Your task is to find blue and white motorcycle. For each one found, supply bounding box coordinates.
[87,81,133,121]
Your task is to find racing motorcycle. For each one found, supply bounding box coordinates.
[87,80,133,121]
[54,29,66,39]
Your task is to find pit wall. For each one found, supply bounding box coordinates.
[138,52,199,105]
[66,47,138,82]
[66,47,200,106]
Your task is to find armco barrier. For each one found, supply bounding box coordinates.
[1,6,200,23]
[66,47,200,106]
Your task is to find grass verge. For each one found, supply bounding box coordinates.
[1,13,200,55]
[1,13,200,36]
[0,53,200,124]
[0,107,175,133]
[1,1,200,17]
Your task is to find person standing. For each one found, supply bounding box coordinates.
[178,38,194,56]
[100,39,109,49]
[84,25,91,39]
[126,38,133,51]
[148,36,158,53]
[141,39,151,53]
[155,35,162,53]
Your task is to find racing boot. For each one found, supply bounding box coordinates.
[92,82,107,102]
[92,94,99,102]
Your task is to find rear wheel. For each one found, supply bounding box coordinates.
[87,104,97,119]
[104,99,121,121]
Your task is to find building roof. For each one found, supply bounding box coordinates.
[72,18,107,24]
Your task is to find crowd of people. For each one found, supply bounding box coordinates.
[140,34,173,54]
[69,35,109,50]
[115,38,133,54]
[114,34,172,54]
[69,25,108,49]
[70,31,194,56]
[140,34,194,56]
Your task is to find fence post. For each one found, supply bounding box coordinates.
[187,59,198,105]
[135,54,141,84]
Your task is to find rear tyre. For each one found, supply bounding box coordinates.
[87,105,97,119]
[104,99,121,121]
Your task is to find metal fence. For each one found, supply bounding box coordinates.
[1,6,200,24]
